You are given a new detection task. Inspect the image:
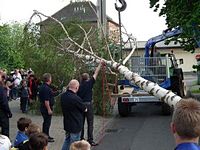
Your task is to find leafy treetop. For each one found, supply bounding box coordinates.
[149,0,200,52]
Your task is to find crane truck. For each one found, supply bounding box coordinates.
[117,27,186,117]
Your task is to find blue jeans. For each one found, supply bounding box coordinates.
[11,87,18,99]
[61,132,81,150]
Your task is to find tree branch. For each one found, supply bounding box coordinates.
[76,25,94,54]
[33,10,100,59]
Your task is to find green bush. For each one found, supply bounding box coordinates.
[53,94,62,115]
[93,72,116,116]
[28,100,41,115]
[28,95,62,116]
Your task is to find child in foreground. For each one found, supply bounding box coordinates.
[70,140,91,150]
[171,98,200,150]
[13,117,32,148]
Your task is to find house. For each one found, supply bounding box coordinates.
[40,0,120,42]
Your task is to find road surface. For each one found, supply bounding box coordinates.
[93,103,174,150]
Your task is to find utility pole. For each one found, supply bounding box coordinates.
[97,0,107,38]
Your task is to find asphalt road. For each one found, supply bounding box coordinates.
[93,103,174,150]
[93,73,197,150]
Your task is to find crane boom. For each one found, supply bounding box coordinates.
[144,27,182,57]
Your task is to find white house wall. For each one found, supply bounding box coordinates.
[173,48,200,72]
[131,48,200,72]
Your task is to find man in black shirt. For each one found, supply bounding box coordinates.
[77,61,102,146]
[61,79,87,150]
[38,73,54,142]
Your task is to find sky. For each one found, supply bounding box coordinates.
[0,0,167,41]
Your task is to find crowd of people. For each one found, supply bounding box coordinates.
[1,61,200,150]
[0,62,101,150]
[3,68,39,113]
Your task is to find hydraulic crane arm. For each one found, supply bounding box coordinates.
[144,27,182,57]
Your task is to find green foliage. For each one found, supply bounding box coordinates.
[93,71,116,116]
[0,19,117,115]
[191,89,200,94]
[53,95,62,115]
[0,23,25,71]
[149,0,200,52]
[29,100,41,115]
[21,22,83,86]
[193,64,200,71]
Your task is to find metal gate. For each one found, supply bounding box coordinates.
[129,56,168,84]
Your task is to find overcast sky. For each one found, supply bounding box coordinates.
[0,0,167,41]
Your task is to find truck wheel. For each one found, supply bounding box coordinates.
[118,97,130,117]
[161,102,171,115]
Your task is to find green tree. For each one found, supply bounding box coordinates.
[21,23,77,86]
[0,23,25,71]
[149,0,200,52]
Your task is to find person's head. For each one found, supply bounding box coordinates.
[70,140,91,150]
[21,79,27,87]
[26,123,41,137]
[171,98,200,143]
[68,79,79,93]
[14,69,19,74]
[81,73,90,81]
[29,133,48,150]
[29,74,35,79]
[43,73,52,84]
[17,117,32,132]
[0,71,6,83]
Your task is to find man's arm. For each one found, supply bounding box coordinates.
[45,100,52,115]
[93,61,102,80]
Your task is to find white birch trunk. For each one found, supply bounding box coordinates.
[75,53,182,108]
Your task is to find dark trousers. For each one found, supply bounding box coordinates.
[20,97,28,112]
[41,111,52,137]
[81,103,94,142]
[0,112,9,137]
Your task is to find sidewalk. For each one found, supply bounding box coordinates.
[9,100,114,150]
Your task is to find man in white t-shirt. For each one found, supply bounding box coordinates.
[13,69,22,87]
[12,69,22,100]
[0,134,11,150]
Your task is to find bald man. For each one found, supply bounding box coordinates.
[61,79,87,150]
